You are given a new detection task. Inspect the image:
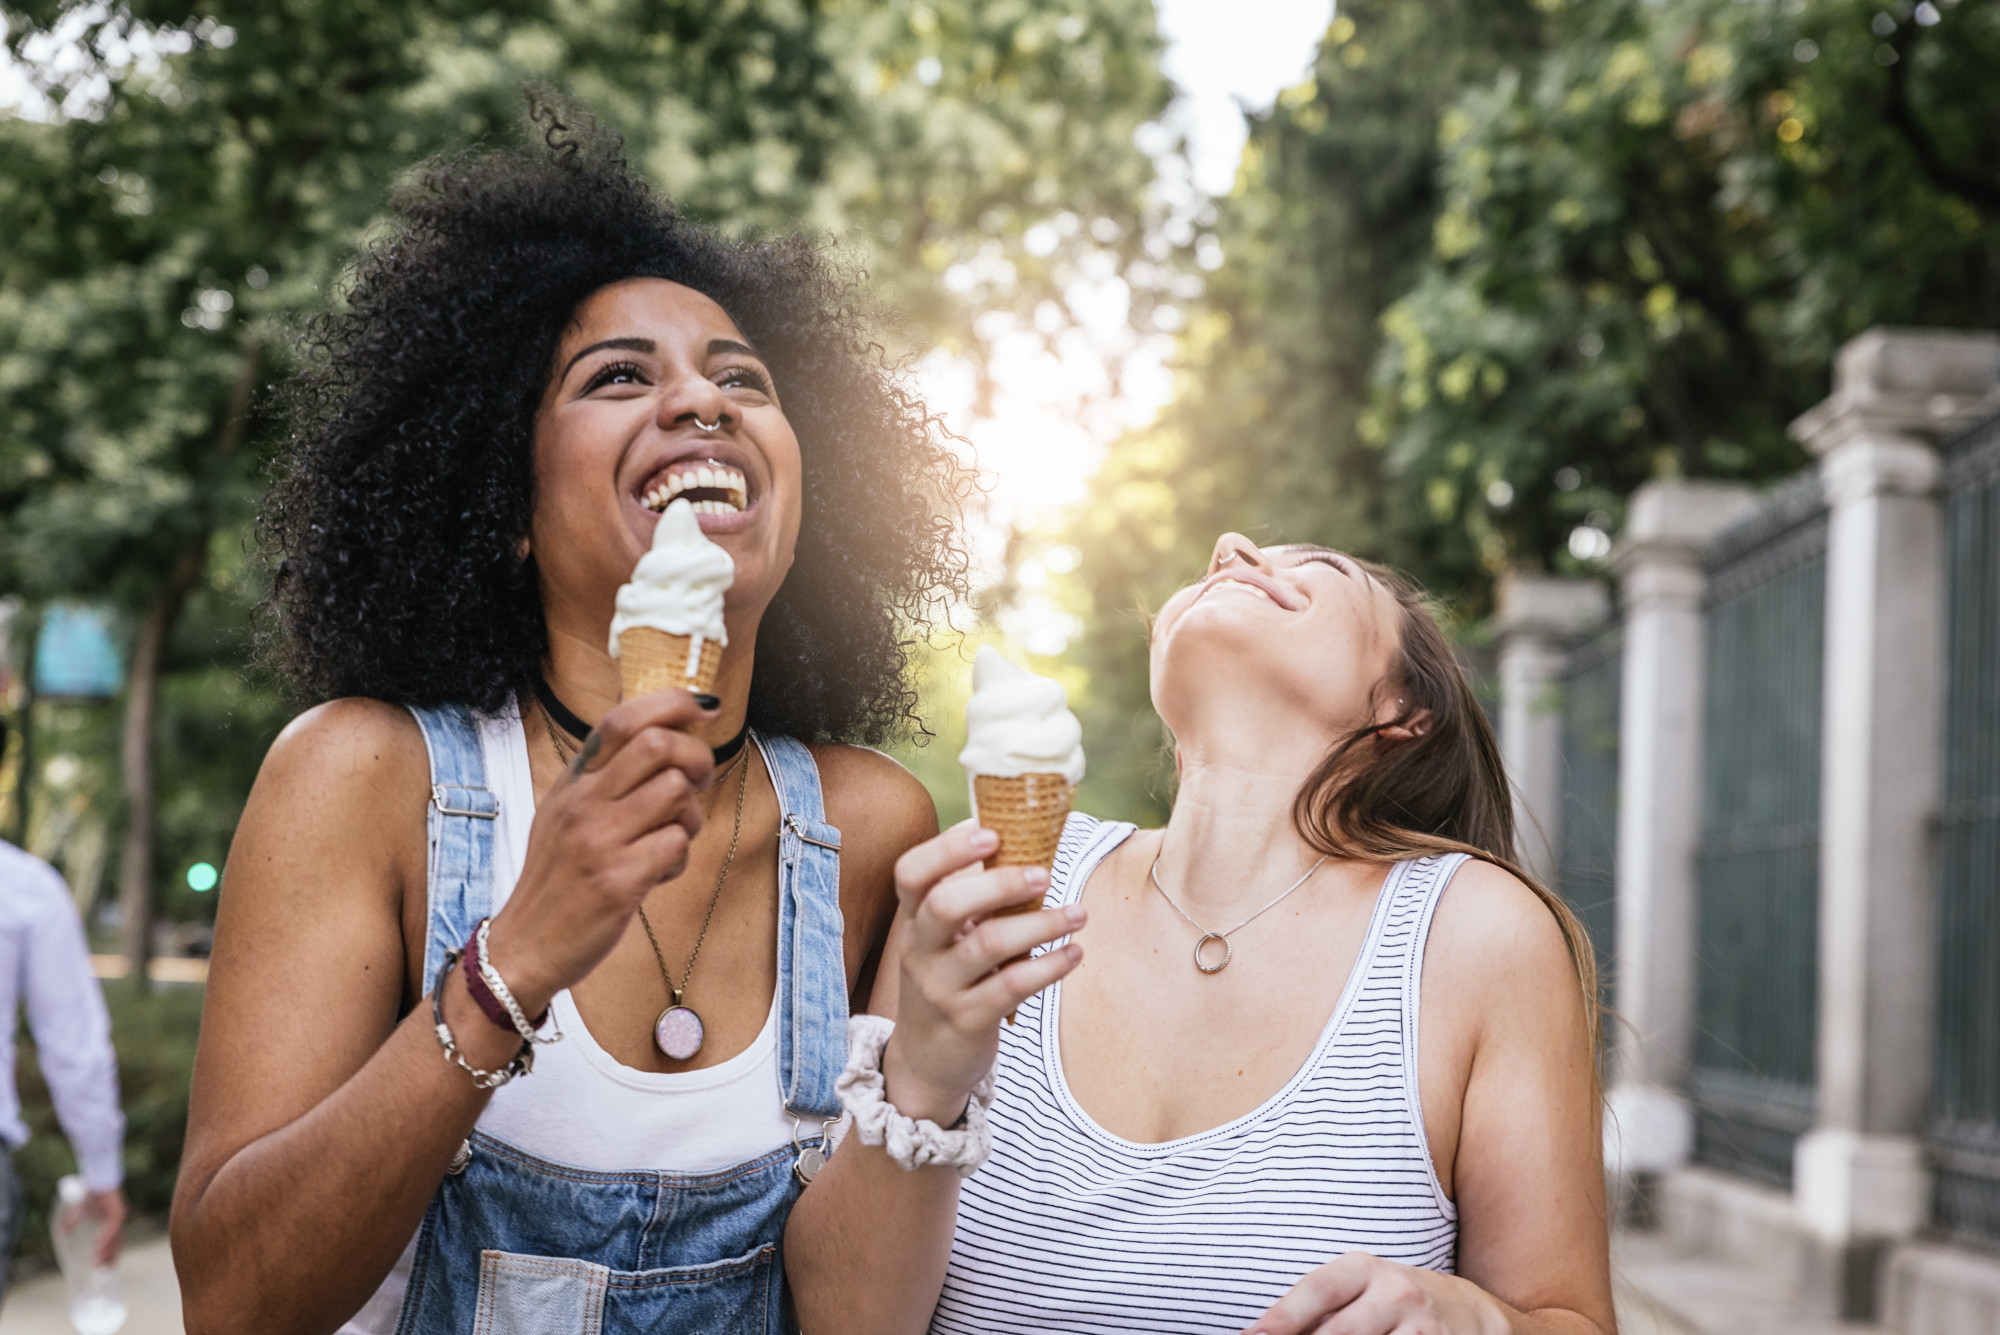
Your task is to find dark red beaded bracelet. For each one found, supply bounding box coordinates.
[463,924,527,1035]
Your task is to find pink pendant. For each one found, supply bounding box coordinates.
[655,1005,705,1061]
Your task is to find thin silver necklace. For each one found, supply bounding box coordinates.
[1148,849,1329,975]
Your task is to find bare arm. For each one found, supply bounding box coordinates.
[784,822,1086,1335]
[170,693,716,1335]
[1244,860,1613,1335]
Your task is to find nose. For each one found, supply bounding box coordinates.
[656,375,734,433]
[1210,533,1269,575]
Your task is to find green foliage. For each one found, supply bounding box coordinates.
[9,980,204,1278]
[1057,0,2000,822]
[0,0,1172,910]
[1059,0,1551,821]
[1373,0,2000,582]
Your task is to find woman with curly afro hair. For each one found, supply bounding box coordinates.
[167,102,1083,1335]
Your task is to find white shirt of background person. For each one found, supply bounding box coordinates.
[0,836,127,1281]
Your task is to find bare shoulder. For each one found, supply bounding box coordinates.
[225,698,429,919]
[263,696,428,789]
[1424,856,1588,1027]
[809,743,940,855]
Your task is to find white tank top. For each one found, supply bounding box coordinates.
[931,815,1463,1335]
[342,701,793,1333]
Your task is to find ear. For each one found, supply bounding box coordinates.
[515,535,532,563]
[1374,709,1433,746]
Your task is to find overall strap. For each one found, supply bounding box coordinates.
[752,731,849,1121]
[406,704,500,990]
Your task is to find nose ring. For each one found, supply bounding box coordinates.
[1218,550,1237,565]
[694,415,723,433]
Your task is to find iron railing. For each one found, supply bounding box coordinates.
[1556,625,1620,994]
[1932,411,2000,1243]
[1691,473,1827,1187]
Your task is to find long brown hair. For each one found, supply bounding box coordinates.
[1290,557,1603,1053]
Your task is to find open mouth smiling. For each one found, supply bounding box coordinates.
[637,458,750,515]
[1195,570,1302,610]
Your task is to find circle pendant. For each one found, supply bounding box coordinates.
[1194,933,1232,974]
[654,1005,705,1060]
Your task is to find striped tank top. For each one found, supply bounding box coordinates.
[931,815,1464,1334]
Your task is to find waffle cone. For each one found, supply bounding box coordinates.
[972,773,1074,878]
[618,627,724,699]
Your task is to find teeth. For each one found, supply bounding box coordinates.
[642,465,748,512]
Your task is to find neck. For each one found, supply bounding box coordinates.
[1158,735,1326,916]
[542,622,752,748]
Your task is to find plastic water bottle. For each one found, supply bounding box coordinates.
[50,1175,127,1335]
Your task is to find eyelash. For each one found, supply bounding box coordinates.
[1294,552,1354,579]
[582,362,773,396]
[717,365,773,396]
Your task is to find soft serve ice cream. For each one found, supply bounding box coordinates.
[960,647,1084,871]
[610,497,734,696]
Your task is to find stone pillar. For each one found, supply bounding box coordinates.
[1788,328,2000,1304]
[1494,573,1610,884]
[1604,481,1758,1180]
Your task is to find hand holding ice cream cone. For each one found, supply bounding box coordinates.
[610,497,734,699]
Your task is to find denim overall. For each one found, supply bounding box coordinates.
[396,704,848,1335]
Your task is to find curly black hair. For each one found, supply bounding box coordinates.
[262,98,971,744]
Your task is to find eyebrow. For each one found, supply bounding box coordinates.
[560,336,769,386]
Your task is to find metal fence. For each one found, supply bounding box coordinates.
[1691,474,1828,1187]
[1556,625,1620,994]
[1933,411,2000,1244]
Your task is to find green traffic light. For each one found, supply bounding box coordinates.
[187,862,219,892]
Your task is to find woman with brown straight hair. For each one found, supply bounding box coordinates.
[784,532,1614,1335]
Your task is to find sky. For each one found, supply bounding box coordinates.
[922,0,1334,654]
[1157,0,1335,197]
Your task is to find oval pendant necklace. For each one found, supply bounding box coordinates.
[1148,848,1328,974]
[638,747,750,1060]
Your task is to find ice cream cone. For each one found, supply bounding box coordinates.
[972,772,1074,874]
[618,626,724,699]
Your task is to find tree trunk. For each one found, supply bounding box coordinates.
[7,604,39,846]
[117,342,263,990]
[119,542,205,990]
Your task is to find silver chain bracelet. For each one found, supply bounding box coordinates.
[474,918,563,1046]
[432,951,531,1089]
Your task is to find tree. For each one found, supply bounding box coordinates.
[0,0,1173,977]
[1055,0,2000,825]
[1371,0,2000,585]
[1055,0,1553,823]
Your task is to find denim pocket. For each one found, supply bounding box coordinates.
[611,1243,776,1335]
[474,1251,608,1335]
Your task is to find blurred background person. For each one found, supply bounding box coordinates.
[0,721,126,1303]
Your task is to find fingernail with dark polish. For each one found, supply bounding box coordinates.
[694,694,721,711]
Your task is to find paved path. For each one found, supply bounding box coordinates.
[0,1240,182,1335]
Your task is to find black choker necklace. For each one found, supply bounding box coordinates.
[534,678,749,765]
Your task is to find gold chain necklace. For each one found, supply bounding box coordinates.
[537,701,750,1060]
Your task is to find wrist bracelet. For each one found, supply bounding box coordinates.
[835,1015,993,1177]
[461,927,519,1035]
[432,952,531,1089]
[472,918,562,1046]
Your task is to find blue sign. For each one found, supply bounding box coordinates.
[33,604,123,699]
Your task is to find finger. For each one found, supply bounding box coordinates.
[589,691,721,777]
[893,824,1000,913]
[938,904,1084,989]
[1244,1255,1374,1335]
[954,941,1083,1025]
[598,763,704,845]
[630,821,695,888]
[590,720,716,801]
[910,864,1047,954]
